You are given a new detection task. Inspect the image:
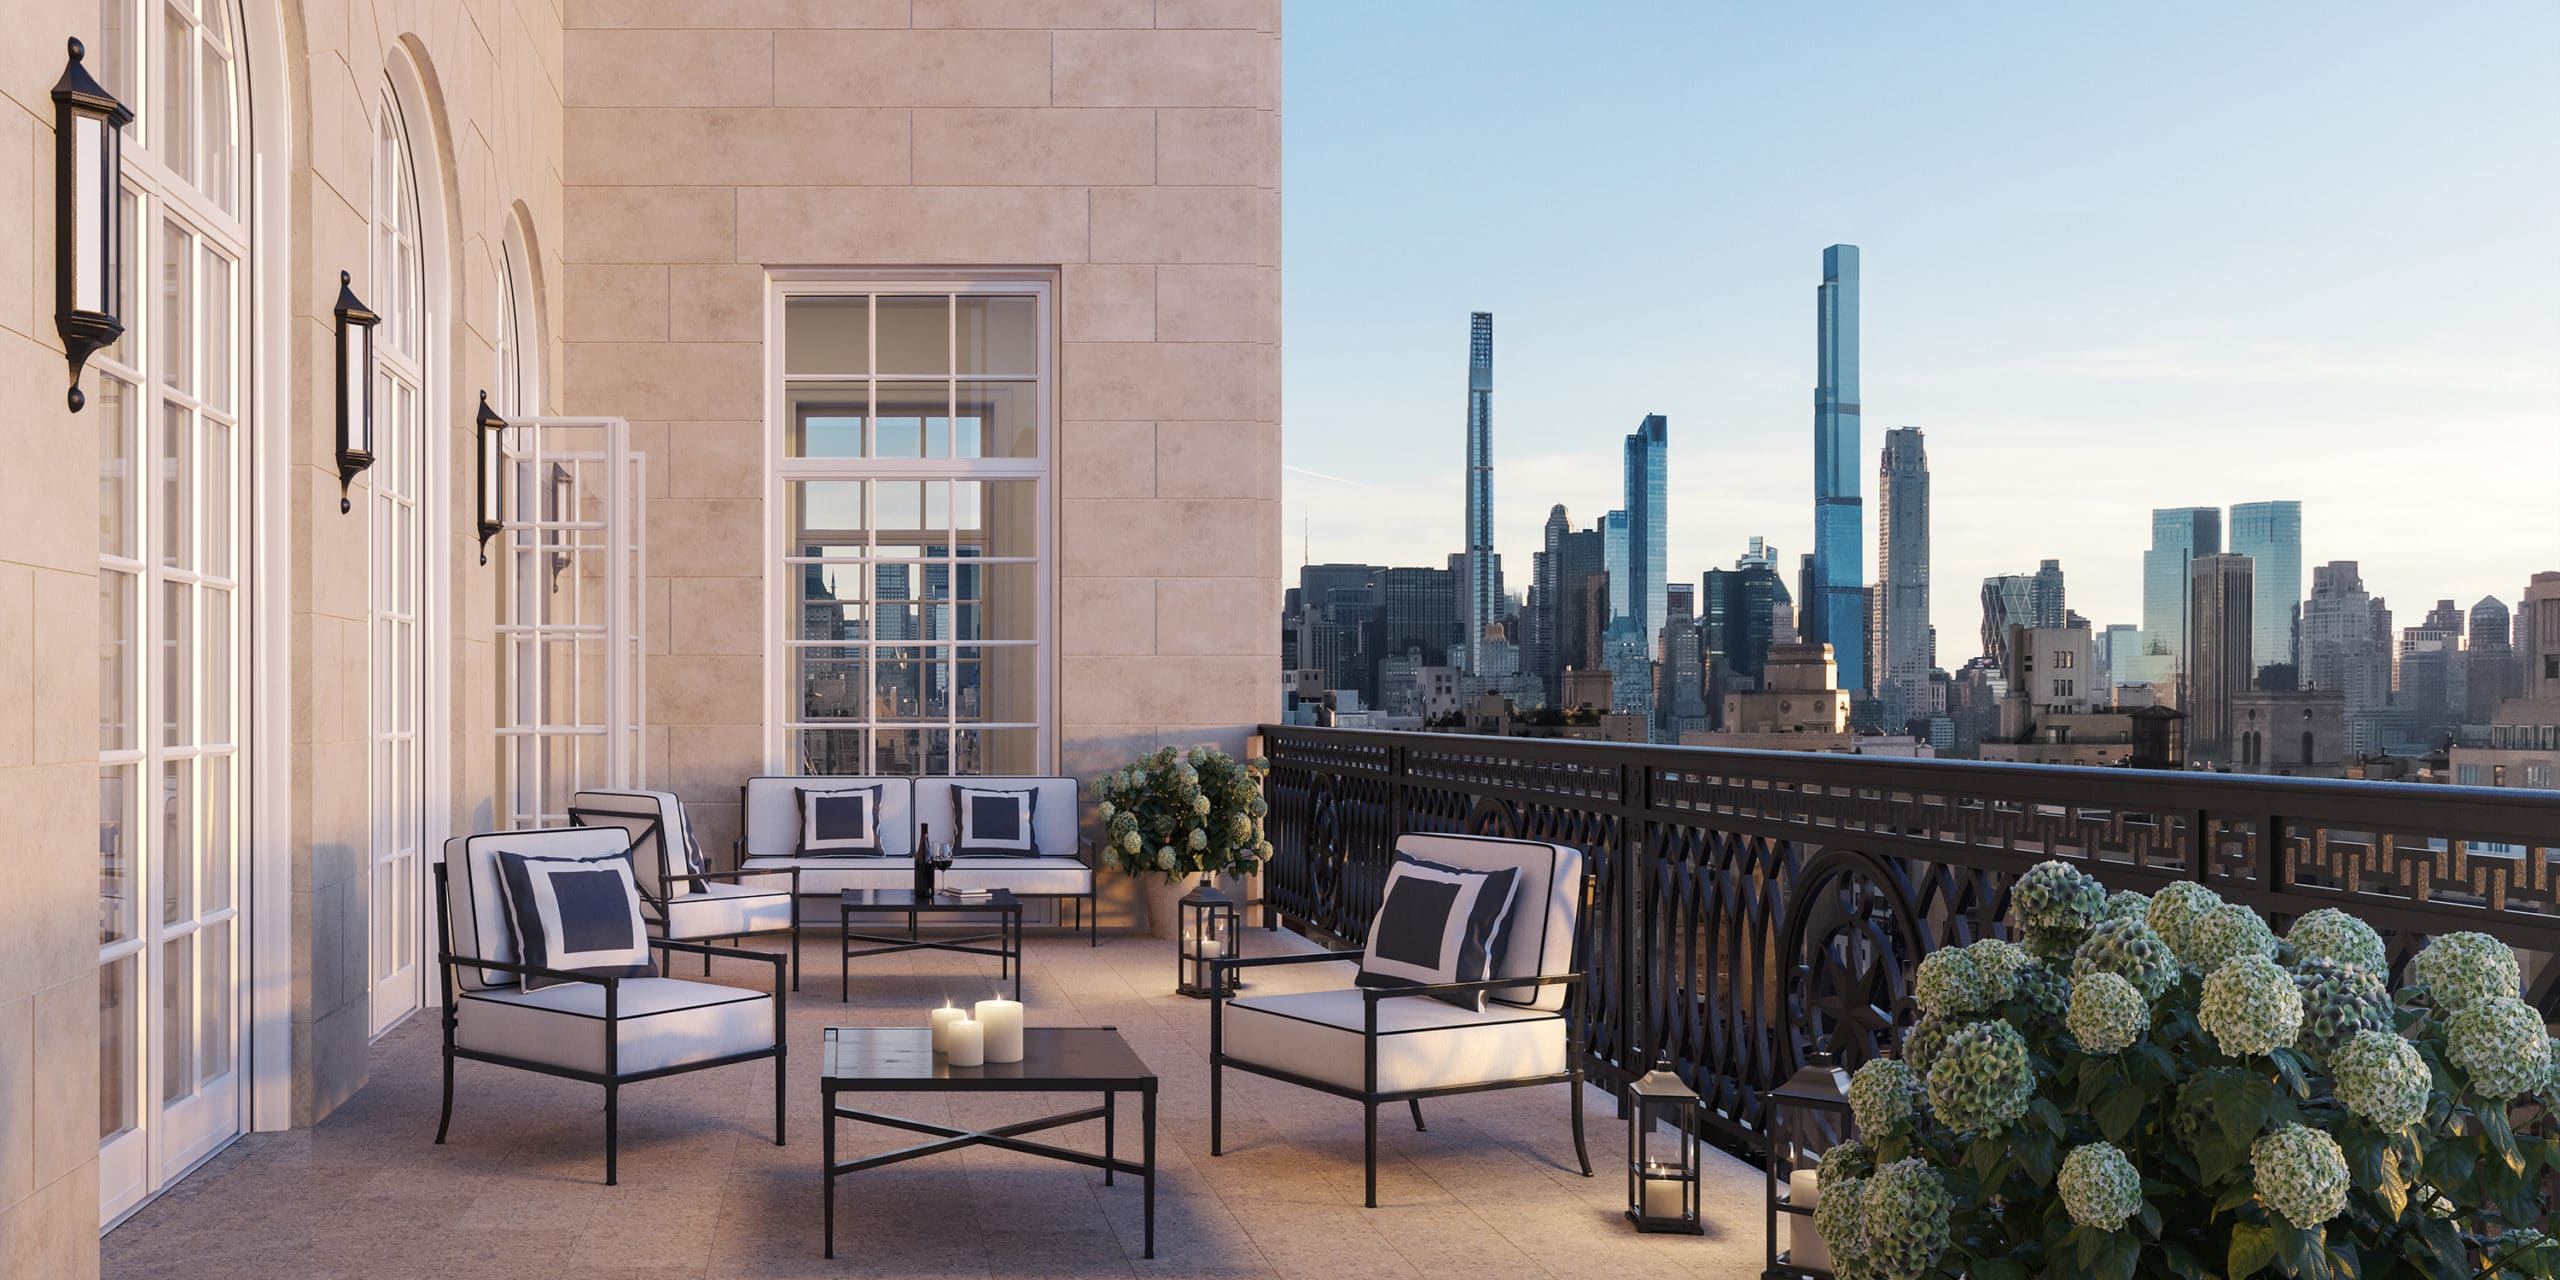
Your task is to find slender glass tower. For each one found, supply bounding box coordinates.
[1624,415,1668,656]
[1813,245,1866,694]
[1876,426,1929,726]
[2229,500,2303,679]
[1464,312,1495,673]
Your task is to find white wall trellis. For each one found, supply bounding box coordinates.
[493,416,646,829]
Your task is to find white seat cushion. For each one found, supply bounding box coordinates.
[1221,988,1566,1094]
[1395,835,1585,1013]
[659,883,793,939]
[454,977,774,1076]
[740,855,1093,898]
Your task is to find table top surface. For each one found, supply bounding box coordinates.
[821,1026,1156,1088]
[837,888,1019,910]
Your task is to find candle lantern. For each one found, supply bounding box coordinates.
[1626,1060,1705,1235]
[1174,879,1240,997]
[52,37,133,412]
[1763,1050,1855,1275]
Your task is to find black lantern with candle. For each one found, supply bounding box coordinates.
[1174,879,1240,997]
[1763,1051,1854,1276]
[1626,1059,1705,1235]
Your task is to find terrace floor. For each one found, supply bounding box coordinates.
[101,926,1766,1280]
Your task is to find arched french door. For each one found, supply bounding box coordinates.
[94,0,253,1223]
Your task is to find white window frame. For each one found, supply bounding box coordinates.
[761,273,1057,777]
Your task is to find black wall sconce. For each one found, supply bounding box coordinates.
[53,37,132,413]
[546,462,574,592]
[475,392,505,564]
[333,272,379,513]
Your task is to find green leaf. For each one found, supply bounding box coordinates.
[2277,1224,2331,1280]
[1972,1258,2032,1280]
[2096,1084,2147,1142]
[2231,1221,2282,1279]
[2423,1135,2475,1188]
[2096,1229,2140,1280]
[2481,1102,2524,1175]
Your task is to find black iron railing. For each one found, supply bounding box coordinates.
[1256,724,2560,1156]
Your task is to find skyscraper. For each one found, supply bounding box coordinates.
[1811,245,1867,696]
[2301,561,2394,755]
[1658,584,1709,740]
[1463,312,1496,674]
[1624,415,1669,657]
[2133,507,2222,687]
[1526,505,1570,700]
[1601,510,1631,625]
[1876,427,1931,730]
[2467,597,2517,722]
[2032,559,2067,629]
[2229,500,2304,681]
[2190,553,2255,761]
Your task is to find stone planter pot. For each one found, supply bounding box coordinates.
[1138,870,1246,940]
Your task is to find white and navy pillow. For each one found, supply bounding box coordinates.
[674,820,710,893]
[797,784,887,857]
[492,848,658,991]
[953,786,1038,858]
[1355,853,1523,1010]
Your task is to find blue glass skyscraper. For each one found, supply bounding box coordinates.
[1624,415,1668,657]
[1601,510,1630,625]
[1812,245,1866,694]
[2229,500,2303,679]
[1463,312,1496,673]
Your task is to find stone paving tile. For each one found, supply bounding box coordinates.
[104,928,1766,1278]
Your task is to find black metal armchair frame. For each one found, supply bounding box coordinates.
[568,798,805,991]
[430,862,788,1185]
[1206,949,1592,1207]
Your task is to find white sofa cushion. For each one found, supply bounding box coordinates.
[660,882,794,939]
[743,776,913,860]
[454,977,773,1076]
[1221,988,1567,1095]
[914,777,1077,861]
[1395,834,1585,1013]
[442,827,641,992]
[740,855,1093,898]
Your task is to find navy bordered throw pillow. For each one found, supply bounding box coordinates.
[797,784,886,857]
[492,848,658,991]
[953,785,1038,858]
[1354,852,1523,1010]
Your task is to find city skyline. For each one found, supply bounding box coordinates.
[1280,5,2558,637]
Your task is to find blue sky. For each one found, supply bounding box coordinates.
[1280,3,2560,642]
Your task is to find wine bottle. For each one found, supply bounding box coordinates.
[915,822,935,897]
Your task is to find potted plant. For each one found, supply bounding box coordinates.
[1810,860,2560,1280]
[1091,745,1271,940]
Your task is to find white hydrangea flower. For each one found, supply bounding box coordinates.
[2445,996,2553,1102]
[2284,908,2387,977]
[2146,880,2224,961]
[2058,1142,2144,1230]
[2251,1125,2348,1228]
[1913,947,1991,1019]
[2198,954,2303,1057]
[1813,1172,1869,1267]
[1857,1158,1954,1280]
[1186,828,1208,851]
[1097,800,1115,821]
[1818,1139,1875,1185]
[2068,970,2149,1054]
[2411,931,2521,1013]
[1849,1057,1922,1137]
[1119,831,1142,855]
[1965,938,2034,1004]
[2330,1029,2430,1129]
[1926,1020,2033,1135]
[1155,846,1177,871]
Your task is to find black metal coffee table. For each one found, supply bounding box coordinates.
[838,888,1022,1002]
[820,1026,1158,1259]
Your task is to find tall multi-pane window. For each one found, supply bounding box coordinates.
[367,86,427,1036]
[93,0,249,1224]
[773,283,1051,778]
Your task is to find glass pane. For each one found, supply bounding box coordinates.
[955,727,1039,776]
[954,563,1038,641]
[784,381,867,458]
[160,219,191,393]
[796,569,867,643]
[874,296,949,375]
[199,918,231,1082]
[952,479,1041,559]
[100,764,136,944]
[873,728,948,777]
[871,482,948,557]
[161,931,193,1103]
[976,642,1043,725]
[204,588,231,742]
[101,953,138,1140]
[202,754,231,912]
[955,295,1037,376]
[874,648,927,720]
[920,650,959,717]
[200,36,234,212]
[159,400,191,567]
[160,6,191,183]
[953,381,1037,459]
[160,579,191,746]
[783,297,869,376]
[795,727,869,776]
[108,186,135,362]
[97,0,130,103]
[201,247,231,413]
[100,572,134,751]
[794,656,869,722]
[787,480,865,555]
[203,414,231,577]
[99,373,132,557]
[160,759,191,924]
[875,381,947,458]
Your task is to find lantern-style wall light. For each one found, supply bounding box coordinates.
[332,272,379,513]
[1174,880,1241,997]
[475,391,505,564]
[1627,1060,1706,1235]
[53,37,132,413]
[1764,1050,1855,1274]
[546,462,574,591]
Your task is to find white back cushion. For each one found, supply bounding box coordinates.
[570,790,687,900]
[913,777,1078,858]
[741,776,913,859]
[440,826,638,990]
[1394,834,1585,1012]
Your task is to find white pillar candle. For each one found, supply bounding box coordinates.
[929,1002,967,1054]
[1641,1170,1687,1221]
[1790,1169,1829,1270]
[975,996,1025,1064]
[945,1017,985,1068]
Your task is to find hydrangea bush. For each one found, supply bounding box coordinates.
[1089,746,1270,880]
[1812,863,2560,1280]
